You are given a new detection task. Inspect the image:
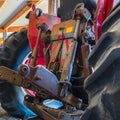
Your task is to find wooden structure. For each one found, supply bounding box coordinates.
[0,0,58,44]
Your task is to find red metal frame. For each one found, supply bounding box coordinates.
[25,1,119,95]
[28,1,119,63]
[27,11,60,66]
[25,10,60,95]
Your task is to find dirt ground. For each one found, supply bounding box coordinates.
[0,104,20,120]
[0,105,41,120]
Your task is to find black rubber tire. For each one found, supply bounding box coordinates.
[81,3,120,120]
[0,28,36,119]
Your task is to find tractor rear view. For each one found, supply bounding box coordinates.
[0,0,120,120]
[0,3,94,119]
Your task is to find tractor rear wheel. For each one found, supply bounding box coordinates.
[81,3,120,120]
[0,28,36,119]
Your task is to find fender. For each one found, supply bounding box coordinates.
[94,0,114,42]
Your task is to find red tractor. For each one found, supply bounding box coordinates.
[0,0,120,120]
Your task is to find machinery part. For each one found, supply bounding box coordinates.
[59,3,91,98]
[35,8,42,18]
[94,0,117,42]
[0,28,36,119]
[0,65,81,107]
[30,23,50,67]
[24,95,83,120]
[81,3,120,120]
[18,64,30,76]
[102,2,120,33]
[57,0,97,22]
[34,104,83,120]
[0,3,95,120]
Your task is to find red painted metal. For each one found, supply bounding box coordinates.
[26,11,60,95]
[94,0,114,42]
[27,11,60,66]
[32,4,35,11]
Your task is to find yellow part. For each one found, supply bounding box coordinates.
[66,27,73,33]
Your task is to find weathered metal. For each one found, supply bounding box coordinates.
[0,3,95,120]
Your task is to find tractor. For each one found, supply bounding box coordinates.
[0,0,120,120]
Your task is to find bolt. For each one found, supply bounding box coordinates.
[34,75,41,81]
